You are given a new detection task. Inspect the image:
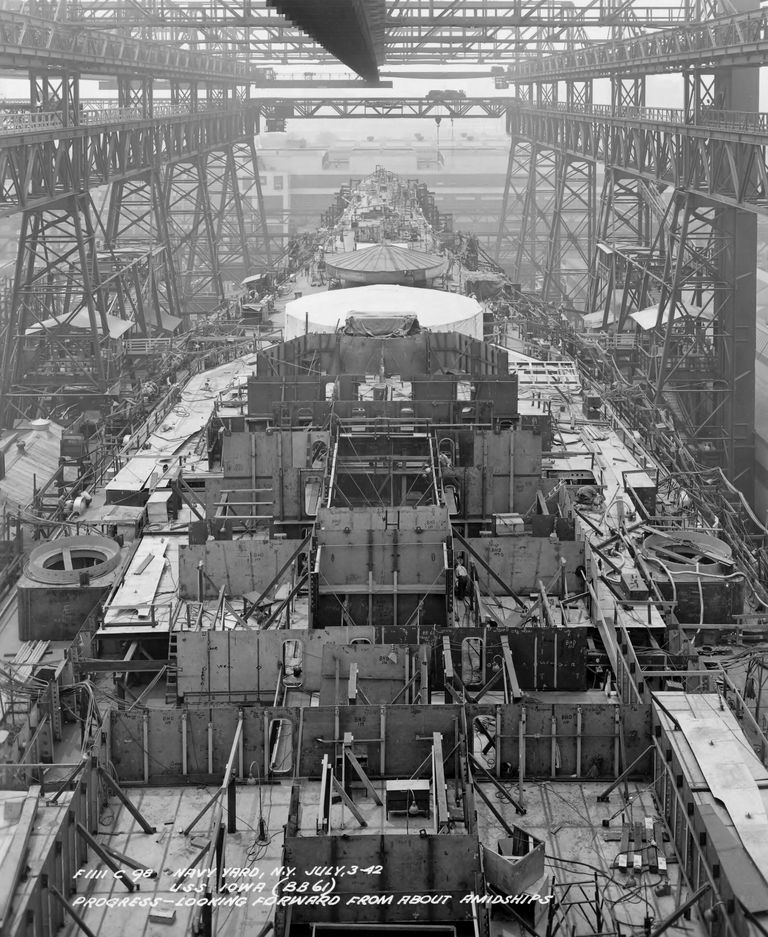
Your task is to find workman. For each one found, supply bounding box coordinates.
[455,561,469,601]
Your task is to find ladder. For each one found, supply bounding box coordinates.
[165,630,180,701]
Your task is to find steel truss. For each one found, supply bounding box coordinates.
[0,193,127,420]
[0,106,258,213]
[163,156,224,317]
[0,69,274,424]
[256,97,514,120]
[104,172,181,335]
[496,54,758,499]
[67,0,704,29]
[0,0,763,509]
[498,138,594,305]
[515,144,557,295]
[508,3,768,81]
[206,141,274,280]
[588,190,754,488]
[503,102,768,213]
[586,173,654,322]
[0,9,260,80]
[495,138,535,273]
[62,0,709,60]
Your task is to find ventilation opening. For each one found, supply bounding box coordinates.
[42,550,102,571]
[669,546,716,565]
[27,535,123,585]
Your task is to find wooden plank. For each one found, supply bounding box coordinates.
[343,736,382,806]
[113,538,168,615]
[633,821,643,871]
[644,816,654,869]
[651,821,666,874]
[347,663,358,703]
[500,635,523,702]
[331,775,367,827]
[419,646,430,704]
[0,425,64,510]
[444,488,458,515]
[11,641,49,685]
[433,733,449,828]
[107,456,158,493]
[442,635,454,682]
[617,823,630,870]
[318,756,331,834]
[0,788,40,932]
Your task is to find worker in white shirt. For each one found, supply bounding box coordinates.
[455,561,469,602]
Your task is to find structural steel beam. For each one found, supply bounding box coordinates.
[505,104,768,213]
[268,0,384,83]
[508,7,768,81]
[255,96,514,119]
[0,10,262,80]
[0,106,258,214]
[67,0,705,30]
[61,0,711,61]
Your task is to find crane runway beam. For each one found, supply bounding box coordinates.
[0,10,265,80]
[64,0,702,30]
[267,0,385,83]
[255,97,514,118]
[0,109,262,213]
[505,104,768,214]
[508,7,768,80]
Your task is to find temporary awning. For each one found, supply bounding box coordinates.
[242,273,270,287]
[629,306,665,330]
[155,311,182,333]
[629,304,714,330]
[581,310,616,329]
[25,308,134,339]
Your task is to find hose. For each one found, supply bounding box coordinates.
[696,562,705,628]
[641,555,677,606]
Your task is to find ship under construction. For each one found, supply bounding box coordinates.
[0,164,765,937]
[0,2,768,936]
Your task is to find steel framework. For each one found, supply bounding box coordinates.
[0,0,764,508]
[0,72,277,424]
[254,96,514,119]
[61,0,712,59]
[492,0,759,502]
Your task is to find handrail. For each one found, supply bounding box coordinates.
[0,8,258,81]
[517,101,768,135]
[0,101,235,136]
[509,6,768,80]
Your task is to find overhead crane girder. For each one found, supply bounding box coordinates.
[268,0,385,83]
[507,5,768,81]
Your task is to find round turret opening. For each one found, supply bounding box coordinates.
[26,535,123,585]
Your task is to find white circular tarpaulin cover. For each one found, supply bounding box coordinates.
[284,284,483,341]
